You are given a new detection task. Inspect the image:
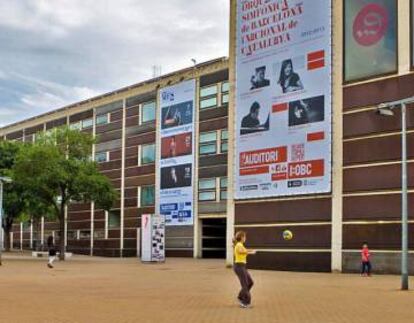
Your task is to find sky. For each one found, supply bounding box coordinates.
[0,0,229,127]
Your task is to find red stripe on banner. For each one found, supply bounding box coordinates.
[288,159,324,179]
[240,166,269,176]
[308,50,325,61]
[308,59,325,70]
[307,131,325,141]
[272,103,288,113]
[271,172,287,181]
[240,146,287,168]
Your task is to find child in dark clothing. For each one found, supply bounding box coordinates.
[47,236,56,268]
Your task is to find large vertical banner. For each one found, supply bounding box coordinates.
[158,80,195,225]
[235,0,332,199]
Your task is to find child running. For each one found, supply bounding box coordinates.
[361,242,371,277]
[233,231,256,308]
[47,235,57,269]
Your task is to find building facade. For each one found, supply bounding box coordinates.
[1,0,413,273]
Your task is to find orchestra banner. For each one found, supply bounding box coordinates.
[157,79,195,225]
[235,0,332,199]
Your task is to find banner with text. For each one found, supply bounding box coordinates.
[235,0,332,199]
[158,80,195,225]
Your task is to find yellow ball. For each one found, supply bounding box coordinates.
[283,230,293,241]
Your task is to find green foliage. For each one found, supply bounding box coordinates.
[13,126,117,218]
[0,141,25,222]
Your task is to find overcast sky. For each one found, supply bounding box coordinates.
[0,0,229,127]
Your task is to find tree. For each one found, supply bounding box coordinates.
[0,141,25,251]
[13,127,117,260]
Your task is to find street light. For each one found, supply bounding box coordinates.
[0,176,12,266]
[377,97,413,291]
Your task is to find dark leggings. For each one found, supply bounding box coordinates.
[234,263,254,305]
[361,261,371,275]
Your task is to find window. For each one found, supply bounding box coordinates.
[220,177,228,200]
[82,118,93,129]
[79,230,91,239]
[198,178,216,201]
[108,210,120,229]
[200,85,218,98]
[140,185,155,207]
[199,131,217,155]
[344,0,397,82]
[95,152,108,163]
[69,122,81,130]
[96,114,109,126]
[221,81,229,93]
[141,101,156,124]
[199,81,229,110]
[222,93,229,105]
[141,144,155,165]
[22,221,30,231]
[93,230,105,239]
[221,82,229,105]
[200,97,218,109]
[200,84,218,110]
[220,130,228,153]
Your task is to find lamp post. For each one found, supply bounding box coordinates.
[377,98,412,290]
[0,176,12,266]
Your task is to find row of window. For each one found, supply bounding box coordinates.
[68,81,229,131]
[198,177,227,201]
[22,177,224,239]
[95,128,228,164]
[200,81,229,110]
[199,129,228,155]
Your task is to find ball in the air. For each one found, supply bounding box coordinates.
[283,230,293,241]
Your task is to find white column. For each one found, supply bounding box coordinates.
[10,232,13,250]
[120,99,126,256]
[193,78,201,258]
[29,220,33,249]
[20,222,23,251]
[91,107,96,256]
[398,0,411,73]
[90,202,95,256]
[104,211,109,240]
[41,216,44,248]
[64,205,68,247]
[1,228,3,251]
[226,0,237,267]
[331,0,343,272]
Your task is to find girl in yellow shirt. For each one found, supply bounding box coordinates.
[233,231,256,308]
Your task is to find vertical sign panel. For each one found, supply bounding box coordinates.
[141,214,165,262]
[235,0,332,199]
[344,0,397,82]
[158,80,196,225]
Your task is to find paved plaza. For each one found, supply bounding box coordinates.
[0,254,413,323]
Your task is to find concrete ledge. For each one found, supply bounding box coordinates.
[342,252,414,274]
[32,251,73,258]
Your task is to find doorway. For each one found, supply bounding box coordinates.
[201,218,226,259]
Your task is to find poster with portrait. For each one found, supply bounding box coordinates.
[344,0,397,82]
[157,80,195,225]
[235,0,332,199]
[141,214,165,262]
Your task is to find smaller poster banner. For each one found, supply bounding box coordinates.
[141,214,165,262]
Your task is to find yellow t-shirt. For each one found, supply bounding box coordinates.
[234,242,247,264]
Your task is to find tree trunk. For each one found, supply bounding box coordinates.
[3,219,13,252]
[4,227,11,251]
[59,203,66,261]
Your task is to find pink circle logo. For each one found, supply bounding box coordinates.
[353,3,389,46]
